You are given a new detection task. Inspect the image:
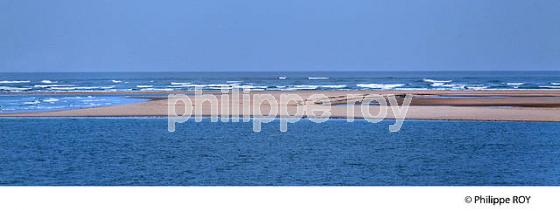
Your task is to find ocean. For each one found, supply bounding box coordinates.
[2,71,560,113]
[1,71,560,92]
[0,118,559,185]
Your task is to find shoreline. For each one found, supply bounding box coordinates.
[2,115,560,124]
[1,90,560,122]
[3,89,560,95]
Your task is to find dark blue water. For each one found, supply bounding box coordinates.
[1,118,559,185]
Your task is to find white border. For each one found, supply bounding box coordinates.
[0,187,557,211]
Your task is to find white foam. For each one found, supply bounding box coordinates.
[319,85,347,89]
[308,77,329,80]
[226,80,243,83]
[423,79,452,83]
[48,87,77,91]
[429,82,466,89]
[23,100,41,105]
[101,89,119,92]
[278,76,287,80]
[540,85,560,89]
[395,88,429,90]
[267,86,286,91]
[443,84,466,89]
[112,80,123,83]
[33,84,73,88]
[169,83,206,88]
[0,86,31,91]
[551,82,560,85]
[0,80,30,84]
[231,84,268,89]
[356,84,404,89]
[41,80,57,84]
[506,82,524,86]
[94,86,116,89]
[466,86,488,90]
[207,84,232,87]
[136,85,153,88]
[140,88,174,91]
[170,83,268,90]
[282,85,320,91]
[204,84,243,90]
[42,98,59,103]
[48,86,115,91]
[170,82,192,86]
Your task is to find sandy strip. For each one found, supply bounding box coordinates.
[1,90,560,121]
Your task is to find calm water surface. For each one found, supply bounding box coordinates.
[0,118,559,185]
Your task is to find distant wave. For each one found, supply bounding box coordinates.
[0,80,30,84]
[429,82,446,87]
[429,82,465,87]
[395,87,429,90]
[169,83,206,88]
[430,83,466,89]
[33,84,73,88]
[201,84,268,90]
[23,100,41,105]
[41,80,57,84]
[423,79,452,83]
[47,87,78,91]
[140,88,174,91]
[48,86,115,91]
[43,98,59,103]
[356,84,404,89]
[5,76,560,93]
[423,79,468,90]
[539,85,560,89]
[231,85,268,89]
[466,86,488,90]
[136,85,153,88]
[308,77,329,80]
[0,86,31,91]
[319,85,347,89]
[206,84,235,89]
[284,85,319,91]
[170,82,192,86]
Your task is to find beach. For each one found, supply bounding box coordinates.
[2,90,560,122]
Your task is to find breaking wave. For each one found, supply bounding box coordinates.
[356,84,404,89]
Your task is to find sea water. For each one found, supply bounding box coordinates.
[0,71,559,93]
[0,118,559,185]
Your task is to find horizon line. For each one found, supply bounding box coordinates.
[1,69,560,73]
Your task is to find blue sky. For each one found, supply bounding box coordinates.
[0,0,559,72]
